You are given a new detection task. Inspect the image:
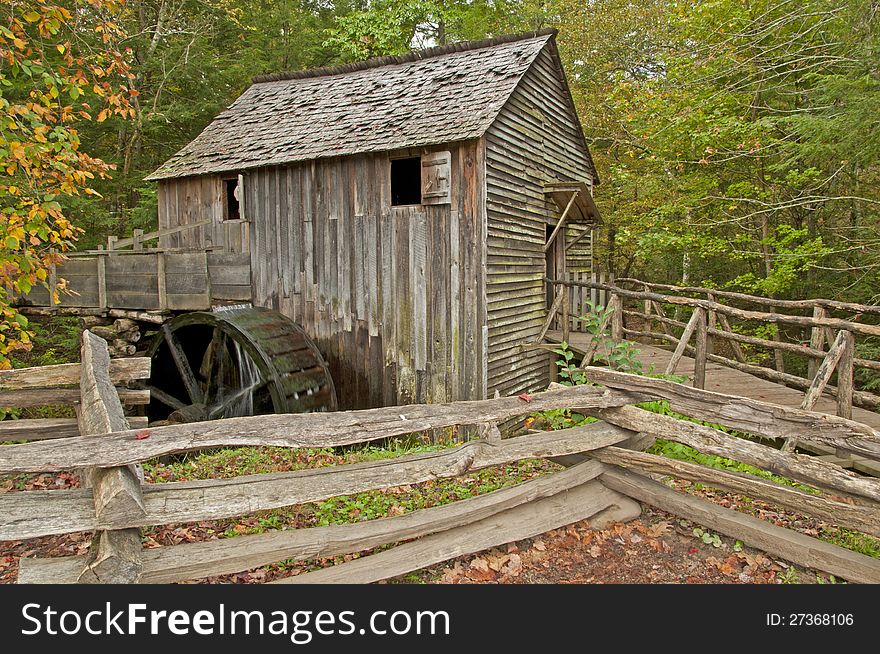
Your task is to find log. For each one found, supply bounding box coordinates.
[646,331,880,411]
[536,287,566,343]
[600,468,880,584]
[837,331,855,421]
[582,367,880,462]
[277,472,627,584]
[0,416,147,441]
[782,330,850,453]
[665,307,703,375]
[0,386,176,408]
[589,404,880,504]
[556,279,880,337]
[693,307,708,389]
[801,330,849,411]
[76,331,144,584]
[107,309,167,324]
[614,277,880,316]
[590,446,880,537]
[0,357,150,390]
[0,422,633,539]
[18,460,607,584]
[0,385,644,473]
[624,307,880,371]
[76,529,142,584]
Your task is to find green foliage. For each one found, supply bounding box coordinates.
[692,527,723,548]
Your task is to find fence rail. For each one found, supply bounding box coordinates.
[545,276,880,421]
[2,331,880,584]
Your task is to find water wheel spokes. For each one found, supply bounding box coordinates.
[162,323,204,406]
[146,307,337,423]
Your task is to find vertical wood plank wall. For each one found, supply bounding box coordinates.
[484,45,594,398]
[157,177,224,249]
[241,142,486,410]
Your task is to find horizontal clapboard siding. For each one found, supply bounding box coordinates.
[484,44,594,399]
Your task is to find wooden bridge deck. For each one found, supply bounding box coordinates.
[546,330,880,475]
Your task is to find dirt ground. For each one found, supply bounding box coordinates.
[418,506,798,585]
[1,471,836,585]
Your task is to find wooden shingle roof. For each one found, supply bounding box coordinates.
[146,31,557,181]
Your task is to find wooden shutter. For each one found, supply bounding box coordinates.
[421,151,451,205]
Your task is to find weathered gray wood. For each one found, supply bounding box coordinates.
[807,306,827,380]
[76,529,143,584]
[277,472,625,584]
[634,327,880,411]
[615,277,880,316]
[0,421,632,539]
[575,301,613,369]
[0,386,150,408]
[693,307,708,389]
[18,460,607,584]
[157,252,167,310]
[600,467,880,584]
[0,377,643,474]
[535,286,565,343]
[591,446,880,537]
[591,403,880,504]
[77,331,144,584]
[583,367,880,462]
[543,190,578,253]
[0,416,147,441]
[781,330,850,453]
[0,357,150,390]
[837,330,855,421]
[561,279,880,337]
[665,307,703,375]
[609,293,623,342]
[107,309,166,324]
[716,312,747,363]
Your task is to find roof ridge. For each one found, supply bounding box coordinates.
[252,28,557,85]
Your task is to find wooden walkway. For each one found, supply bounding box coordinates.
[546,330,880,475]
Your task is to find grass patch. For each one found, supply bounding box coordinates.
[820,526,880,560]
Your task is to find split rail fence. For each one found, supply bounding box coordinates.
[1,332,879,583]
[545,276,880,421]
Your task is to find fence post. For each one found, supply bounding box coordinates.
[77,331,146,583]
[132,229,144,251]
[807,305,828,381]
[561,283,570,343]
[610,292,623,342]
[665,307,704,376]
[837,330,854,420]
[706,292,717,357]
[693,308,708,389]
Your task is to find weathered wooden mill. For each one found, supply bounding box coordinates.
[20,28,600,417]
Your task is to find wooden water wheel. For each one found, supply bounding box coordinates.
[146,307,336,422]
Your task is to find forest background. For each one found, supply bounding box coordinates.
[1,0,878,365]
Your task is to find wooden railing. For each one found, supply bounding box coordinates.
[545,276,880,420]
[2,346,879,583]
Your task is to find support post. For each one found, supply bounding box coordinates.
[157,252,167,311]
[837,330,854,421]
[561,283,570,343]
[132,229,144,251]
[807,305,828,381]
[693,307,708,389]
[609,293,623,343]
[665,307,704,376]
[77,331,145,583]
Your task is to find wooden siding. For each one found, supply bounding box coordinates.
[21,252,251,311]
[241,142,486,410]
[157,176,249,253]
[484,45,594,398]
